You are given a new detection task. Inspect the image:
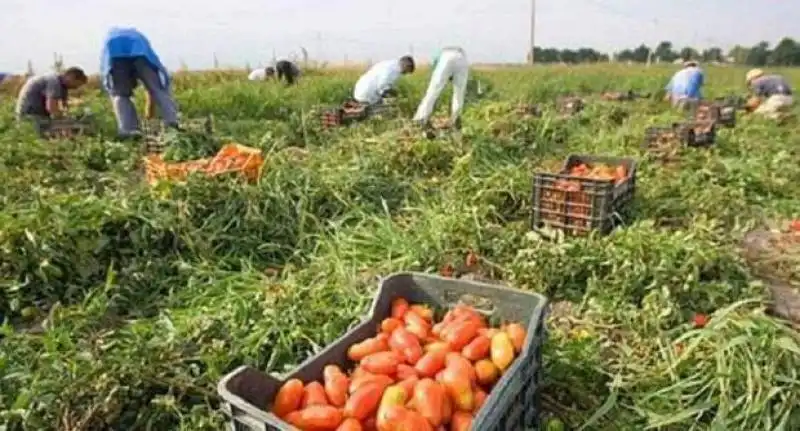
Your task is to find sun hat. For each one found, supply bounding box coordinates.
[683,60,699,67]
[746,69,764,84]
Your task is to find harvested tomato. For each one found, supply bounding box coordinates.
[324,365,350,407]
[440,264,455,278]
[348,337,390,362]
[445,353,477,383]
[350,374,393,394]
[376,385,409,430]
[693,313,709,328]
[413,379,446,427]
[391,298,410,320]
[381,317,404,334]
[439,366,473,412]
[361,351,402,375]
[344,382,385,420]
[409,305,434,322]
[440,391,453,425]
[389,327,424,364]
[396,364,418,380]
[415,350,448,378]
[396,376,419,396]
[424,341,451,354]
[472,388,487,413]
[474,359,499,387]
[504,323,527,353]
[272,378,304,418]
[288,405,343,430]
[302,381,330,408]
[461,335,491,361]
[790,220,800,232]
[450,411,474,431]
[490,332,515,372]
[336,417,364,431]
[465,250,479,268]
[443,320,481,351]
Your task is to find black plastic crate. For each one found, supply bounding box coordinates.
[217,272,549,431]
[532,155,637,235]
[40,118,94,139]
[690,102,735,128]
[687,120,716,146]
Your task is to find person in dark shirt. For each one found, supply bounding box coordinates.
[745,68,793,119]
[266,60,301,85]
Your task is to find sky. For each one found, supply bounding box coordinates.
[1,0,798,73]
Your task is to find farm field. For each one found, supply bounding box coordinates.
[1,64,799,430]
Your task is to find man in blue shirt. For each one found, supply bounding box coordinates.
[664,60,704,109]
[100,27,180,138]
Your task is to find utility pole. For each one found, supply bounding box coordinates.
[529,0,536,64]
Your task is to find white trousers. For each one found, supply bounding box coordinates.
[413,50,469,122]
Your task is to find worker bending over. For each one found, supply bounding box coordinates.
[249,60,301,85]
[101,27,180,138]
[745,69,793,119]
[664,60,704,109]
[353,56,415,105]
[413,47,470,128]
[15,67,87,132]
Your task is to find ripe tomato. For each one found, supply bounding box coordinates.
[272,378,304,418]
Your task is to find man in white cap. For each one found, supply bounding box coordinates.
[664,60,704,109]
[413,47,470,128]
[745,68,793,119]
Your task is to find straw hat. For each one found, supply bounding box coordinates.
[683,60,699,67]
[746,69,764,84]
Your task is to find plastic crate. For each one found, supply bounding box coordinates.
[686,120,716,146]
[532,155,637,235]
[143,144,263,185]
[40,119,93,139]
[556,97,584,115]
[217,272,549,431]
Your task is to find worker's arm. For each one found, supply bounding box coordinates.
[376,68,401,99]
[144,91,156,119]
[45,97,62,117]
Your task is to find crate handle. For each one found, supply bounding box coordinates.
[442,290,497,315]
[612,211,626,226]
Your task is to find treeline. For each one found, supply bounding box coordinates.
[531,37,800,66]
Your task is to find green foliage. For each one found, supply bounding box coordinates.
[0,65,799,431]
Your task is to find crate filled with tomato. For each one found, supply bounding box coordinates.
[532,155,637,235]
[218,272,548,431]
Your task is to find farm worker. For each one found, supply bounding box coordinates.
[353,55,415,105]
[249,61,300,85]
[664,60,704,109]
[745,69,793,119]
[15,67,88,129]
[100,27,180,138]
[248,67,272,81]
[272,60,301,85]
[413,47,470,128]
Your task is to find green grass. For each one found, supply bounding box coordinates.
[1,64,799,430]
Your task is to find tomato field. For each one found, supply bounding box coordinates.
[1,64,799,430]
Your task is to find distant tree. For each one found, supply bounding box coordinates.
[745,41,770,66]
[728,45,750,64]
[701,47,724,63]
[654,41,678,63]
[678,47,700,61]
[631,45,651,62]
[768,37,800,66]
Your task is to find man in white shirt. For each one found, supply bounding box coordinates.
[248,67,274,81]
[413,47,469,128]
[353,56,415,105]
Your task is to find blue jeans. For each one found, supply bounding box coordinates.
[107,57,178,135]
